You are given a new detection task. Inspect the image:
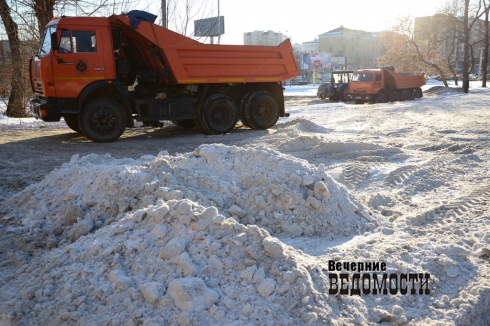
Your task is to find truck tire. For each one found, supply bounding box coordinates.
[414,88,423,99]
[401,90,411,101]
[79,98,127,142]
[409,90,415,101]
[238,92,254,128]
[63,115,82,133]
[198,94,238,134]
[243,91,280,130]
[172,119,197,129]
[341,85,350,102]
[376,90,388,103]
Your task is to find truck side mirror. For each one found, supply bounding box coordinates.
[51,32,59,51]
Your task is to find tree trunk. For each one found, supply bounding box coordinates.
[0,0,26,117]
[33,0,55,38]
[483,4,490,87]
[463,0,470,83]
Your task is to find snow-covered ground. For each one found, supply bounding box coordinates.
[1,83,490,325]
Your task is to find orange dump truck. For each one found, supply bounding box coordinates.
[30,11,299,142]
[347,66,425,104]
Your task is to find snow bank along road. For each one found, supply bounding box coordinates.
[1,86,490,325]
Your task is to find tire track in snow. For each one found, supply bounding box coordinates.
[411,184,490,225]
[340,163,370,188]
[384,158,448,188]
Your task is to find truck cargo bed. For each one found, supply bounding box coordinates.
[386,70,425,90]
[109,15,299,84]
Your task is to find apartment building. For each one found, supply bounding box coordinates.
[243,30,291,46]
[318,26,384,70]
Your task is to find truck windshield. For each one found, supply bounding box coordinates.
[39,26,57,57]
[352,73,374,82]
[332,73,352,84]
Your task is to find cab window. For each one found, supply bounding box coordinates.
[375,74,382,81]
[39,26,57,57]
[72,31,97,53]
[58,30,72,53]
[352,73,374,82]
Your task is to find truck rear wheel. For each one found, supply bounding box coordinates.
[198,94,238,134]
[172,119,197,129]
[243,91,280,129]
[238,92,254,128]
[79,98,127,142]
[401,90,411,101]
[414,88,423,98]
[341,85,350,102]
[63,115,82,133]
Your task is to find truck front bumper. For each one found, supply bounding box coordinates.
[31,98,62,122]
[348,94,373,102]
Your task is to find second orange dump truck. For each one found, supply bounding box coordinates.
[30,11,299,142]
[348,66,425,104]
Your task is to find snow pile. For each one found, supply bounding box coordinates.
[1,197,333,325]
[247,118,402,160]
[8,145,374,249]
[0,144,377,325]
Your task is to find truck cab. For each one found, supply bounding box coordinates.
[348,70,384,104]
[317,70,353,101]
[30,17,117,123]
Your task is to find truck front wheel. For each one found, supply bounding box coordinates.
[199,94,238,134]
[79,98,127,142]
[376,90,388,103]
[243,91,280,130]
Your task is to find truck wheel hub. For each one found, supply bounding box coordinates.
[93,110,115,130]
[212,106,227,123]
[257,104,269,116]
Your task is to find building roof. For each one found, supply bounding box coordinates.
[318,26,376,37]
[303,39,318,44]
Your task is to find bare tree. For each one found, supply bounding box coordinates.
[482,0,490,86]
[377,30,420,73]
[164,0,216,41]
[380,16,453,86]
[0,0,25,117]
[439,0,486,85]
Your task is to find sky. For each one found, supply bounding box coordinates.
[184,0,449,45]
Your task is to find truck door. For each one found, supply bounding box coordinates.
[52,27,108,98]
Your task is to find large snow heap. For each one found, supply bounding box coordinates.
[1,144,374,325]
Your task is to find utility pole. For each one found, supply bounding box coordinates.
[218,0,221,44]
[161,0,167,28]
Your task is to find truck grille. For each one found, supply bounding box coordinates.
[34,82,44,95]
